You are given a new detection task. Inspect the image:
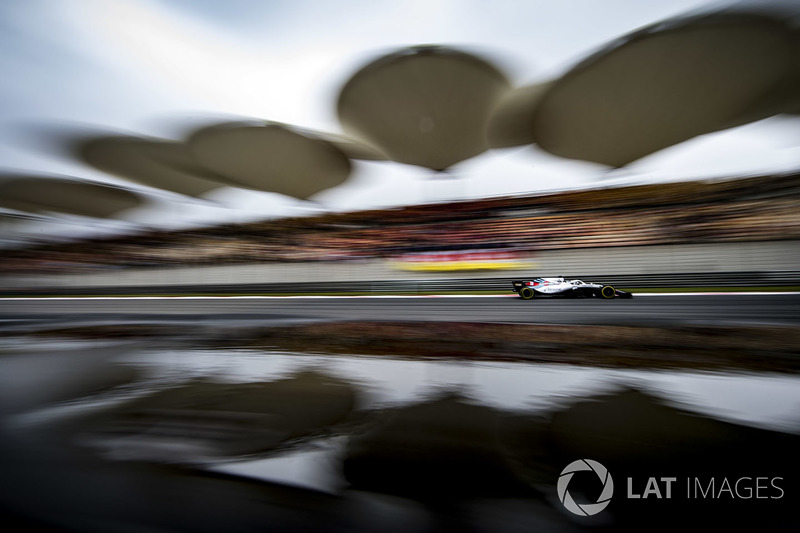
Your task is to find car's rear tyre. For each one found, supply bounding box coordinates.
[600,285,616,299]
[519,287,535,300]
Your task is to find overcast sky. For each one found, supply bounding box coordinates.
[1,0,799,241]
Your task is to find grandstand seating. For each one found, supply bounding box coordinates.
[2,172,798,274]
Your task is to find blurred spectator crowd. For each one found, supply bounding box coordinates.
[1,173,799,274]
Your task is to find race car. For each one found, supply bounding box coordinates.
[512,277,633,300]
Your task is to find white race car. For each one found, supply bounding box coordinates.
[512,277,632,300]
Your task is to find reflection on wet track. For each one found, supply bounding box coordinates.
[1,294,798,530]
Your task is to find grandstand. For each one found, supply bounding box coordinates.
[1,172,799,275]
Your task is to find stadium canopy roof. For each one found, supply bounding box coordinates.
[486,82,552,149]
[77,136,232,197]
[337,45,511,172]
[186,121,356,200]
[0,174,144,218]
[310,131,389,162]
[524,6,800,168]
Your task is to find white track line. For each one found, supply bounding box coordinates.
[1,292,798,301]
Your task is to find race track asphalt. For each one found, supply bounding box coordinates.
[1,293,798,327]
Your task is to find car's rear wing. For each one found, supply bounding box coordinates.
[512,280,525,292]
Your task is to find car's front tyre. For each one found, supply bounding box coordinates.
[599,285,616,299]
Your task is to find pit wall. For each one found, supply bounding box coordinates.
[3,240,798,290]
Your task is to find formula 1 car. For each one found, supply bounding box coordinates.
[512,277,633,300]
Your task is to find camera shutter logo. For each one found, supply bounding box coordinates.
[557,459,614,516]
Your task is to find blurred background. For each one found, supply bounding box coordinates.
[1,0,799,531]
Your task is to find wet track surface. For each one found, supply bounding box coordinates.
[2,293,799,531]
[1,293,799,327]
